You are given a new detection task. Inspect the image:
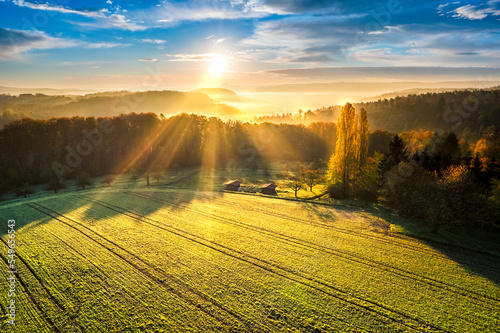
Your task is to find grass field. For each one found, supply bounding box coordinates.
[1,183,499,332]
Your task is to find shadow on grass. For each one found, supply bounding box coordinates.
[346,203,500,286]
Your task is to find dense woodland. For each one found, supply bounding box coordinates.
[255,89,500,142]
[1,96,499,229]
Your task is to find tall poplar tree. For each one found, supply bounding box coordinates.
[327,104,370,197]
[327,103,358,196]
[356,108,370,188]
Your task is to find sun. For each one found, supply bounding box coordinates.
[209,56,228,74]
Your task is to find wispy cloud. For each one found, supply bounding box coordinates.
[214,37,227,44]
[0,28,76,59]
[166,53,233,62]
[139,58,158,62]
[152,0,270,24]
[11,0,145,31]
[445,1,500,20]
[0,28,128,60]
[142,39,167,44]
[83,41,130,48]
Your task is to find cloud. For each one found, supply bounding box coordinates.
[139,58,158,61]
[83,42,130,48]
[152,0,270,24]
[166,53,232,62]
[450,4,489,20]
[214,37,227,44]
[249,0,389,15]
[166,53,236,62]
[241,14,369,63]
[288,54,334,63]
[445,1,500,20]
[266,66,500,81]
[0,28,129,60]
[0,28,76,59]
[11,0,145,31]
[142,39,167,44]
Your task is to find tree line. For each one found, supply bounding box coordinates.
[1,109,499,229]
[254,89,500,142]
[326,103,500,229]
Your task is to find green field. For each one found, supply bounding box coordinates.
[1,186,499,332]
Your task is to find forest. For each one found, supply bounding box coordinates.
[0,100,499,229]
[255,88,500,142]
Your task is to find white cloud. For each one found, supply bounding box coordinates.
[11,0,145,31]
[214,37,227,44]
[152,0,270,24]
[142,39,167,44]
[83,42,130,48]
[450,5,489,19]
[447,2,500,20]
[166,53,233,62]
[106,0,113,4]
[0,28,76,59]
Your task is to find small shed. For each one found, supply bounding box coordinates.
[260,183,277,195]
[224,180,242,191]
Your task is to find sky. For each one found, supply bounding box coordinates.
[0,0,499,91]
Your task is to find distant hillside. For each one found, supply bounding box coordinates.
[255,89,500,141]
[0,86,94,95]
[253,81,500,94]
[362,86,500,101]
[0,90,241,127]
[191,88,242,102]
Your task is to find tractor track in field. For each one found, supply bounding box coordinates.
[219,194,500,271]
[211,196,500,285]
[120,192,497,331]
[27,202,269,333]
[57,198,372,333]
[125,190,500,311]
[40,226,152,319]
[0,238,64,333]
[78,194,452,333]
[205,195,500,275]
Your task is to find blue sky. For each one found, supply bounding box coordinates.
[0,0,499,90]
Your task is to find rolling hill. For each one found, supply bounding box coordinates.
[0,184,499,332]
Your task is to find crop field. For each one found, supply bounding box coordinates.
[1,188,499,332]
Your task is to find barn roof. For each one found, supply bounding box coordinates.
[260,183,277,190]
[224,180,242,186]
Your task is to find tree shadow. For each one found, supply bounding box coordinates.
[300,199,500,287]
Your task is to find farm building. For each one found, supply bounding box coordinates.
[260,183,277,195]
[224,180,242,191]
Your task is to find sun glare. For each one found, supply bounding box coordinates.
[209,57,228,74]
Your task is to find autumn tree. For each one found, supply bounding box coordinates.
[327,103,369,197]
[286,176,304,199]
[299,166,322,192]
[356,152,383,202]
[355,108,369,189]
